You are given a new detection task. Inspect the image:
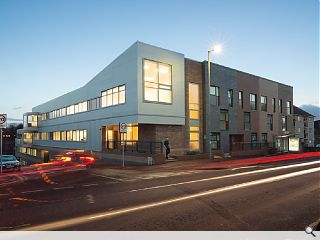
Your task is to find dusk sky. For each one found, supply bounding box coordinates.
[0,0,318,121]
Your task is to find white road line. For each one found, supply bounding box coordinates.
[0,193,10,196]
[82,183,99,187]
[86,194,95,204]
[92,174,128,182]
[128,160,320,193]
[20,167,320,231]
[231,166,257,171]
[21,189,45,194]
[53,186,74,190]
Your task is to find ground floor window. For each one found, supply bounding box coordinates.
[211,132,220,150]
[189,126,200,151]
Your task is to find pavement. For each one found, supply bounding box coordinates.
[93,152,320,172]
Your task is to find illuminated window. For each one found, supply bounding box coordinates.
[67,131,73,141]
[189,83,199,120]
[144,59,172,104]
[67,105,75,115]
[61,131,67,141]
[102,85,126,107]
[53,132,60,141]
[189,126,200,151]
[73,130,80,141]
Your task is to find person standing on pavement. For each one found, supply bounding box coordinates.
[164,137,171,159]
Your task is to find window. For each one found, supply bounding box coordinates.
[210,86,220,106]
[144,59,172,104]
[250,94,257,110]
[220,110,229,130]
[67,105,75,115]
[251,133,257,147]
[267,114,273,131]
[67,131,73,141]
[73,130,80,142]
[228,89,233,107]
[244,112,251,131]
[286,101,291,115]
[272,98,276,112]
[261,96,267,111]
[53,132,60,141]
[61,131,67,141]
[89,97,100,111]
[282,116,287,131]
[189,126,199,151]
[211,132,220,150]
[261,133,268,143]
[101,85,126,107]
[189,83,199,119]
[278,99,282,114]
[238,91,243,109]
[119,85,126,104]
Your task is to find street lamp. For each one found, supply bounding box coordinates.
[207,44,222,160]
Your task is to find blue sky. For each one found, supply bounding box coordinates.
[0,0,318,120]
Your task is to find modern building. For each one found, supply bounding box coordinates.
[293,105,314,149]
[16,41,294,163]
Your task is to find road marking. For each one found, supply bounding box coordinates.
[82,183,99,187]
[128,160,320,193]
[53,186,74,190]
[21,189,45,194]
[231,166,257,171]
[91,174,128,182]
[0,193,10,196]
[86,194,95,204]
[20,167,320,231]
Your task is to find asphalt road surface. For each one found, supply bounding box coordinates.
[0,158,319,231]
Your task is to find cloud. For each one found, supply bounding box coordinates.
[13,106,23,110]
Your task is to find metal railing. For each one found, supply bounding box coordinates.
[104,140,163,154]
[231,142,273,152]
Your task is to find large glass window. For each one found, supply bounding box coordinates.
[189,83,199,120]
[144,59,172,104]
[244,112,251,131]
[250,94,257,110]
[261,96,267,111]
[210,86,220,106]
[220,110,229,130]
[261,133,268,143]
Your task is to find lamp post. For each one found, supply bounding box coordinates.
[207,45,222,160]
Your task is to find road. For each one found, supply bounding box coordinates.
[0,158,319,231]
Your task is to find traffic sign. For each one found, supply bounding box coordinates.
[119,122,127,133]
[0,114,7,128]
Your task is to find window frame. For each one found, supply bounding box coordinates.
[143,59,173,105]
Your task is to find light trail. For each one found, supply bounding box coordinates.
[128,159,320,193]
[20,166,320,231]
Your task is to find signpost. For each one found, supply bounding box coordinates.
[119,122,127,168]
[0,114,7,174]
